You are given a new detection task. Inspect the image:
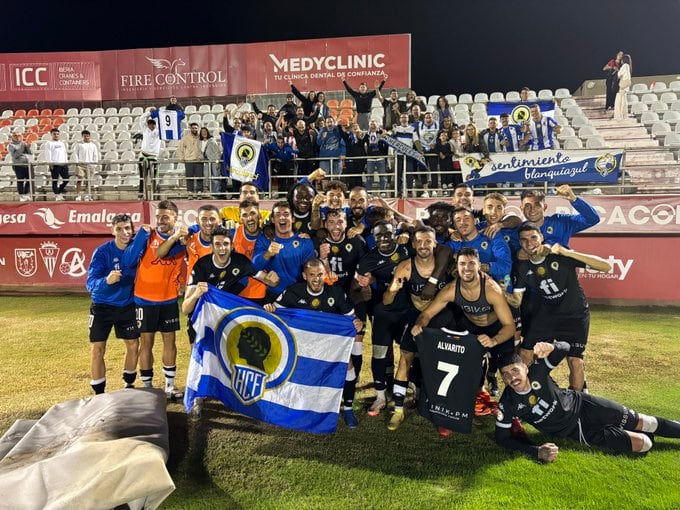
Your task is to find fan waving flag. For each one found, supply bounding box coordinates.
[487,100,555,123]
[185,286,356,434]
[221,132,269,190]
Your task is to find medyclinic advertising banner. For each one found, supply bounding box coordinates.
[459,149,624,186]
[0,34,410,102]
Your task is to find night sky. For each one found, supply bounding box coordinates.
[2,0,679,96]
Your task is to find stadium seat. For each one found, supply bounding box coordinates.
[198,105,211,113]
[94,116,106,125]
[640,111,660,127]
[66,108,79,116]
[0,119,11,128]
[641,93,658,105]
[80,108,92,116]
[118,107,131,116]
[189,113,201,124]
[555,88,571,99]
[662,110,680,126]
[326,99,339,109]
[630,103,649,116]
[585,136,606,149]
[1,110,13,118]
[538,89,554,100]
[455,113,470,125]
[101,132,115,142]
[202,113,216,123]
[526,90,537,100]
[27,109,39,118]
[454,104,469,114]
[472,113,488,125]
[105,107,118,116]
[25,119,39,128]
[117,131,131,141]
[669,81,680,92]
[427,95,439,105]
[40,109,53,116]
[563,137,583,149]
[650,82,667,92]
[489,92,504,102]
[578,126,600,139]
[340,99,354,109]
[560,98,578,109]
[445,94,457,105]
[504,91,519,102]
[663,132,680,147]
[25,132,39,144]
[471,103,486,113]
[660,92,678,104]
[631,83,648,94]
[651,121,671,140]
[557,126,575,139]
[106,116,120,125]
[670,100,680,112]
[565,106,583,118]
[211,104,224,113]
[473,93,488,103]
[651,101,669,113]
[14,110,27,118]
[570,116,590,128]
[184,105,197,115]
[458,94,473,104]
[131,107,143,116]
[13,118,26,127]
[102,140,117,152]
[92,108,104,116]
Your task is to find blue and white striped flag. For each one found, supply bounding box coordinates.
[184,286,356,434]
[486,100,555,124]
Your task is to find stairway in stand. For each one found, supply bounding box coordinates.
[575,94,680,192]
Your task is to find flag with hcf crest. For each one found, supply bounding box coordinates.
[184,286,356,434]
[221,132,269,191]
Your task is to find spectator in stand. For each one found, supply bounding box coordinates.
[520,87,530,102]
[522,105,561,150]
[290,81,318,117]
[259,121,277,145]
[439,116,458,139]
[365,120,389,193]
[462,123,490,159]
[404,89,427,113]
[44,128,69,201]
[199,127,222,198]
[376,88,406,130]
[450,128,465,187]
[409,104,424,124]
[249,95,279,128]
[614,54,633,122]
[602,51,623,111]
[317,116,345,176]
[7,131,32,202]
[433,96,455,124]
[481,117,503,154]
[73,129,100,201]
[137,112,162,200]
[291,119,317,178]
[498,112,524,152]
[278,106,317,132]
[243,112,258,137]
[338,121,368,189]
[265,134,298,192]
[223,112,243,136]
[391,112,422,196]
[165,96,183,112]
[279,93,298,124]
[342,77,385,130]
[314,92,331,120]
[418,112,440,195]
[435,131,454,192]
[177,122,204,199]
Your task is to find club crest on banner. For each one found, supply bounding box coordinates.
[215,307,297,405]
[595,153,617,177]
[511,104,531,124]
[15,249,37,277]
[39,241,60,277]
[236,142,256,166]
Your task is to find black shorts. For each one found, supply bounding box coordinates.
[400,307,456,353]
[459,316,515,369]
[372,302,409,347]
[522,311,590,359]
[136,303,181,333]
[569,393,638,452]
[89,303,139,342]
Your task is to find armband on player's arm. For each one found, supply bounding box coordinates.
[545,341,571,369]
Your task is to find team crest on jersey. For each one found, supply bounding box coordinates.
[550,261,559,271]
[595,153,617,177]
[295,221,302,231]
[219,270,227,280]
[15,249,37,277]
[546,226,554,235]
[528,395,538,405]
[390,252,400,262]
[232,267,240,276]
[511,104,531,124]
[536,266,546,276]
[331,245,340,254]
[311,298,321,308]
[504,235,510,243]
[293,240,300,248]
[345,243,353,252]
[531,381,542,391]
[327,297,335,307]
[480,241,489,250]
[215,307,297,405]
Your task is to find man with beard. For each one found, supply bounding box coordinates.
[354,221,412,416]
[134,200,186,399]
[384,227,454,434]
[266,258,363,428]
[286,180,317,235]
[290,119,317,177]
[508,223,611,392]
[424,202,456,245]
[253,201,315,297]
[412,248,516,416]
[182,225,279,418]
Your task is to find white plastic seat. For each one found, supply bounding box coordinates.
[660,92,678,104]
[92,108,104,116]
[669,81,680,92]
[131,107,144,116]
[118,107,131,116]
[556,126,575,139]
[454,104,469,113]
[554,88,571,99]
[662,111,680,125]
[105,107,118,116]
[578,126,599,139]
[538,89,554,100]
[565,106,583,118]
[79,108,92,116]
[651,121,671,139]
[563,137,583,149]
[585,136,606,149]
[473,93,488,103]
[505,91,521,102]
[93,116,106,125]
[211,104,224,113]
[427,95,439,105]
[560,98,578,109]
[470,103,486,113]
[627,93,639,104]
[118,140,134,152]
[570,116,589,128]
[189,113,201,124]
[489,92,505,102]
[641,93,658,105]
[102,140,117,152]
[101,132,116,142]
[117,131,131,141]
[66,108,78,117]
[202,113,216,123]
[640,111,660,127]
[663,133,680,147]
[445,94,457,105]
[184,105,197,114]
[650,82,667,92]
[630,103,648,116]
[106,116,120,125]
[631,83,648,94]
[198,105,211,113]
[458,93,473,104]
[651,101,668,113]
[2,109,14,118]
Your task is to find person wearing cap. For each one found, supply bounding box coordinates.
[495,342,680,462]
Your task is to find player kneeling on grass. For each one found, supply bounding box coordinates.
[264,258,364,428]
[86,214,151,394]
[495,341,680,462]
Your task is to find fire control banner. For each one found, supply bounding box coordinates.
[0,34,410,102]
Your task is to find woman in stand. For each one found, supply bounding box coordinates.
[602,51,623,111]
[614,54,632,121]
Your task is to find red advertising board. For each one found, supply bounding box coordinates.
[0,236,107,287]
[245,34,411,94]
[0,34,410,102]
[401,194,680,234]
[571,236,680,304]
[0,202,146,236]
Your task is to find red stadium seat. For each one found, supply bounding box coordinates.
[27,109,39,118]
[53,108,65,116]
[25,132,39,143]
[0,119,11,127]
[40,108,53,116]
[39,117,52,125]
[52,117,65,127]
[340,99,354,109]
[14,109,26,118]
[326,99,339,109]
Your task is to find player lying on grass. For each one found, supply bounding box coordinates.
[495,341,680,462]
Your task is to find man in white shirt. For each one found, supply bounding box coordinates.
[73,129,100,201]
[44,128,69,201]
[138,110,162,199]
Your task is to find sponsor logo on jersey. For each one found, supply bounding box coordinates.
[215,307,296,405]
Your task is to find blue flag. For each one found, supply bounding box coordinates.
[185,286,356,434]
[487,100,555,124]
[221,132,269,191]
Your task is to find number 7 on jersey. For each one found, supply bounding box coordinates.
[436,361,460,396]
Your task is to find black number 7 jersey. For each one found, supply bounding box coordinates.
[417,327,486,433]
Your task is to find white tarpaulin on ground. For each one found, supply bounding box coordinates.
[0,388,174,510]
